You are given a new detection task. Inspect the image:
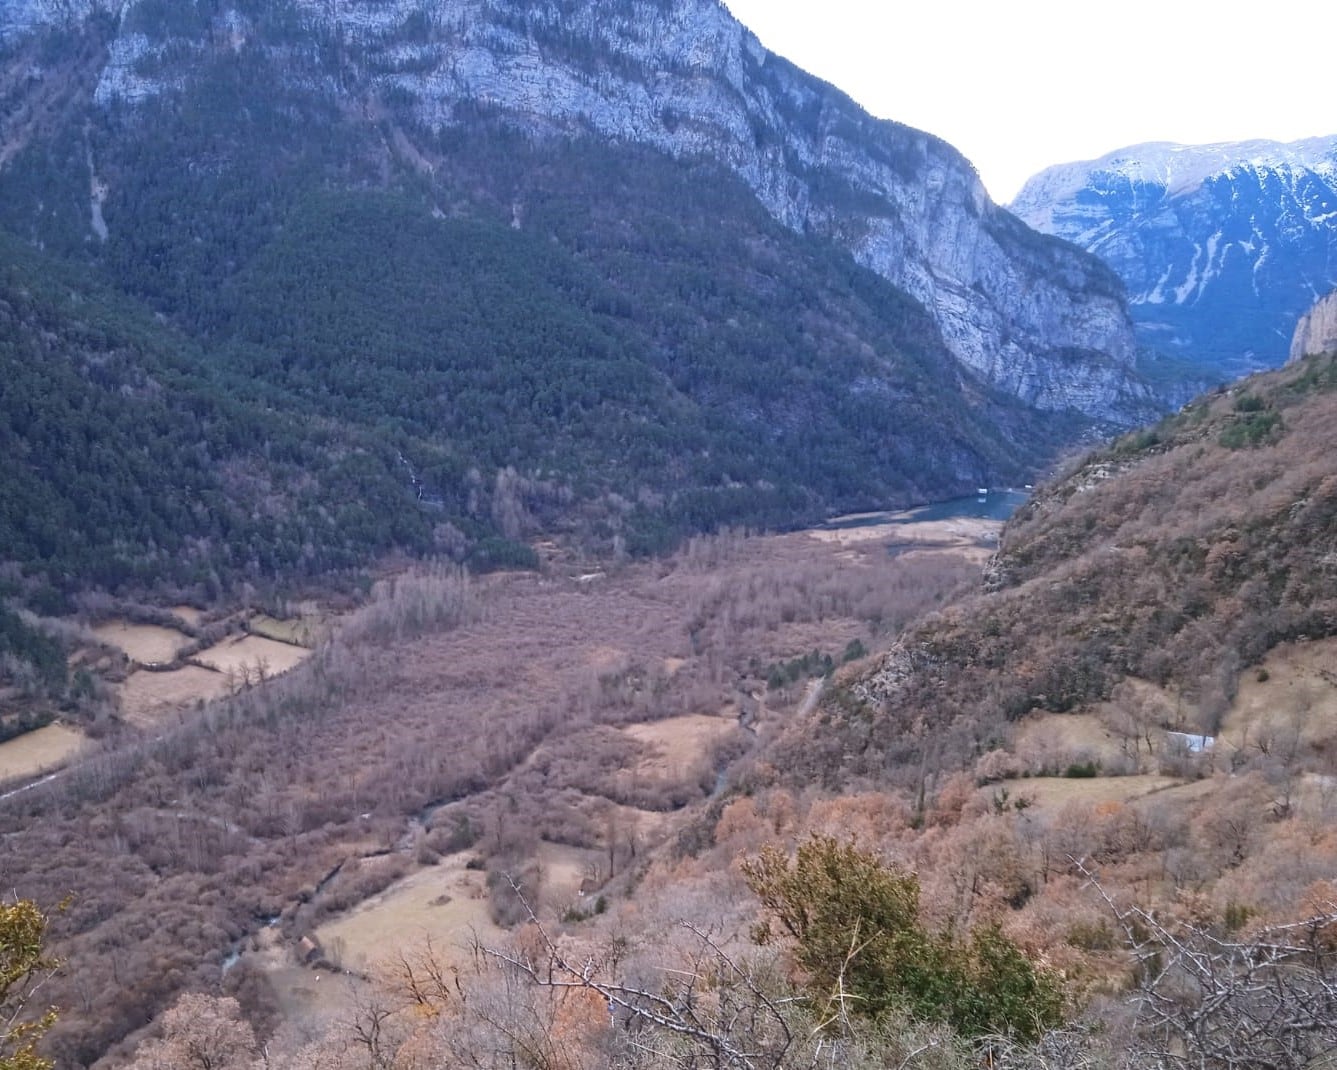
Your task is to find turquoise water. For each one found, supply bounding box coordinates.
[819,490,1029,531]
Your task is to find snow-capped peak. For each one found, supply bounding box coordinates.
[1012,135,1337,231]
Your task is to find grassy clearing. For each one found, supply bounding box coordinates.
[249,614,322,648]
[92,619,190,664]
[315,854,504,975]
[170,605,206,627]
[0,722,84,781]
[537,841,606,904]
[238,925,372,1033]
[1220,638,1337,752]
[622,714,738,781]
[1015,712,1125,773]
[115,666,233,728]
[982,774,1183,813]
[807,515,1002,552]
[195,634,311,677]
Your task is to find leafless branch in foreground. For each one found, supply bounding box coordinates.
[1074,856,1337,1070]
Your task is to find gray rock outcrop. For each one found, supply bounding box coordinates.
[1291,290,1337,361]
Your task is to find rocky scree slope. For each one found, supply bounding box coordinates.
[1013,136,1337,377]
[0,0,1148,422]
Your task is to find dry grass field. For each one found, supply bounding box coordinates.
[92,620,190,664]
[808,514,1001,564]
[315,854,505,975]
[0,723,85,782]
[114,666,234,728]
[536,841,606,904]
[1014,712,1126,772]
[1220,637,1337,751]
[249,614,322,649]
[622,714,739,781]
[981,773,1184,813]
[169,605,206,627]
[194,634,312,677]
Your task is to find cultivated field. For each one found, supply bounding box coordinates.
[194,634,312,677]
[114,665,234,728]
[0,723,84,782]
[92,619,190,664]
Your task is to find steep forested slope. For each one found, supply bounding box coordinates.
[789,351,1337,790]
[0,126,1084,601]
[0,230,447,603]
[0,0,1160,599]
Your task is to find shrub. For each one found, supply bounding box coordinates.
[742,836,1064,1041]
[1219,411,1282,449]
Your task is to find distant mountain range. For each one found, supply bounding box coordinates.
[0,0,1154,600]
[1013,136,1337,377]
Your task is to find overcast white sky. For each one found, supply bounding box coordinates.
[721,0,1337,203]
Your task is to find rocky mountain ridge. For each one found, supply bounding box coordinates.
[1012,135,1337,376]
[0,0,1149,421]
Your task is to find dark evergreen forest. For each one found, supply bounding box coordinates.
[0,22,1084,606]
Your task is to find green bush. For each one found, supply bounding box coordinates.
[1220,411,1282,449]
[742,836,1064,1041]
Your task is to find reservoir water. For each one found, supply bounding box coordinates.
[819,490,1029,531]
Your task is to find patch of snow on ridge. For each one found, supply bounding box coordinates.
[1197,231,1223,295]
[1013,134,1337,219]
[1173,242,1204,305]
[1139,260,1177,306]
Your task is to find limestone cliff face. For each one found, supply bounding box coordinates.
[1291,290,1337,362]
[2,0,1147,421]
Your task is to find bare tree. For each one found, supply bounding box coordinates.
[1078,860,1337,1069]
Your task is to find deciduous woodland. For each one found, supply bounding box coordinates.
[3,521,981,1066]
[7,353,1337,1070]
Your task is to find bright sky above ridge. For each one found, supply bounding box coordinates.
[722,0,1337,204]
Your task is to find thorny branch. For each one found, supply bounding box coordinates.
[1073,856,1337,1069]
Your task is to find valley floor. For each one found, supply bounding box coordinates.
[2,515,988,1065]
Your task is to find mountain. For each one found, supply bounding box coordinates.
[0,0,1155,600]
[1012,136,1337,378]
[0,0,1144,413]
[1291,288,1337,361]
